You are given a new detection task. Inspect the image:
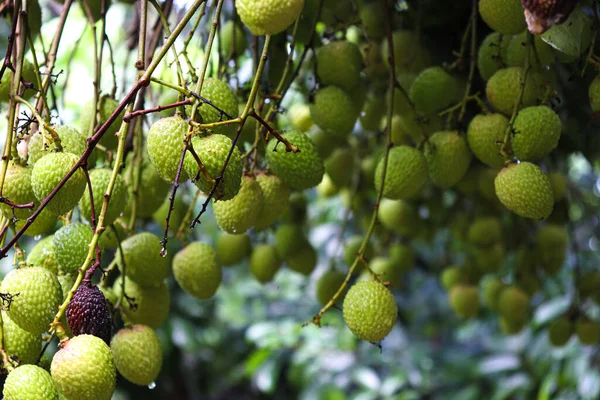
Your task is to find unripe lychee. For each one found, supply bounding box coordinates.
[381,30,431,74]
[441,266,468,290]
[286,242,317,276]
[482,277,505,311]
[477,32,509,81]
[377,199,419,238]
[0,162,37,222]
[31,152,86,216]
[548,316,573,347]
[79,168,128,226]
[51,334,116,400]
[310,86,359,137]
[479,0,527,34]
[28,125,87,165]
[26,236,58,275]
[265,131,325,190]
[220,21,246,59]
[467,113,509,169]
[494,162,554,219]
[146,116,193,183]
[576,318,600,345]
[467,217,502,247]
[498,285,529,322]
[316,40,363,92]
[53,223,95,276]
[1,311,41,365]
[315,269,347,306]
[388,243,415,275]
[424,131,472,189]
[113,277,170,328]
[236,0,304,36]
[343,281,398,342]
[195,78,239,136]
[409,66,462,115]
[486,67,545,115]
[3,365,58,400]
[1,266,62,335]
[249,244,281,283]
[369,257,401,288]
[512,106,561,162]
[215,233,251,266]
[549,172,568,201]
[325,148,354,189]
[589,74,600,112]
[213,176,263,234]
[111,325,162,386]
[16,207,57,237]
[343,235,374,267]
[505,31,555,67]
[274,224,305,260]
[173,242,222,299]
[374,145,428,200]
[79,95,124,149]
[117,232,170,287]
[125,157,170,218]
[449,284,480,319]
[253,174,290,230]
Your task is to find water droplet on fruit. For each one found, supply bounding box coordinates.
[148,381,156,390]
[160,248,167,257]
[34,235,42,241]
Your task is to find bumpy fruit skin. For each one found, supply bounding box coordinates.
[343,281,398,342]
[196,78,239,136]
[359,2,384,40]
[54,223,95,276]
[146,116,193,183]
[498,286,529,322]
[117,232,169,287]
[111,325,162,386]
[479,0,527,34]
[79,169,128,225]
[3,365,58,400]
[512,106,561,161]
[215,233,251,266]
[576,318,600,345]
[0,59,37,101]
[343,235,374,267]
[213,176,263,234]
[449,285,480,319]
[51,335,116,400]
[478,33,508,81]
[185,134,242,200]
[113,278,170,328]
[467,114,509,168]
[0,163,36,221]
[377,199,419,238]
[369,257,402,288]
[27,235,58,274]
[1,267,62,335]
[220,21,246,59]
[266,131,325,190]
[288,103,314,132]
[409,66,461,115]
[424,131,472,189]
[249,244,281,283]
[17,208,57,237]
[286,242,317,276]
[28,126,87,165]
[494,162,554,219]
[31,152,86,216]
[548,316,573,347]
[316,270,347,305]
[254,174,290,230]
[505,31,555,67]
[173,242,222,299]
[589,74,600,112]
[129,159,171,217]
[66,283,112,344]
[310,86,359,137]
[2,311,41,365]
[236,0,304,35]
[316,40,363,92]
[375,146,428,200]
[486,67,544,115]
[79,95,123,149]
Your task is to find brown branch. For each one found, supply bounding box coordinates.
[250,110,299,152]
[123,99,192,122]
[0,198,34,209]
[159,143,187,256]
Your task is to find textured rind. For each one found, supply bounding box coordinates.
[266,131,324,190]
[477,33,508,81]
[213,176,263,234]
[79,169,128,226]
[196,78,239,136]
[0,59,37,101]
[66,284,112,344]
[3,365,58,400]
[486,67,543,115]
[111,325,162,386]
[316,270,346,305]
[0,163,36,221]
[310,86,358,137]
[53,223,94,276]
[374,146,428,200]
[377,199,419,238]
[132,160,171,217]
[173,242,222,299]
[424,131,473,189]
[79,95,124,149]
[254,174,290,230]
[343,281,398,342]
[146,116,193,183]
[467,113,509,168]
[2,311,41,365]
[1,267,62,335]
[249,244,281,283]
[113,278,170,328]
[31,152,86,216]
[449,285,480,319]
[215,233,251,266]
[498,286,530,321]
[236,0,304,35]
[324,148,354,188]
[494,162,554,219]
[185,134,242,200]
[512,106,561,161]
[316,40,363,92]
[369,257,401,288]
[51,335,116,400]
[409,66,461,115]
[117,232,170,288]
[505,31,555,67]
[27,235,59,274]
[28,126,87,165]
[479,0,527,34]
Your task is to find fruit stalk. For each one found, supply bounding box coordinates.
[457,0,478,125]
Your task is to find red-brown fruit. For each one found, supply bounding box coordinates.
[522,0,578,34]
[66,281,112,344]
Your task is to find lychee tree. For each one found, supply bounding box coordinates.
[0,0,598,398]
